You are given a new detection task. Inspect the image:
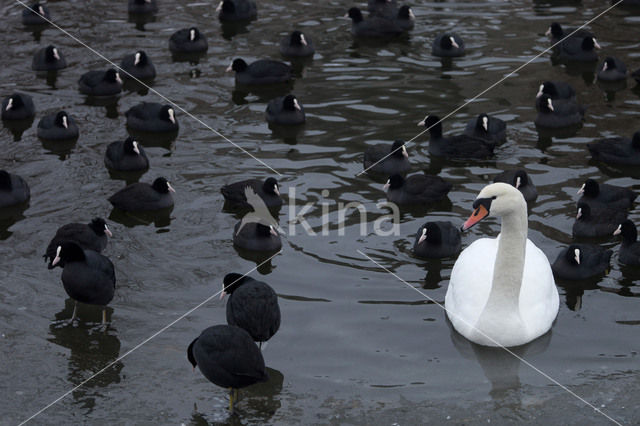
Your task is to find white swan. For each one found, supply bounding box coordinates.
[446,183,559,347]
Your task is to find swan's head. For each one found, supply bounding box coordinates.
[462,183,525,230]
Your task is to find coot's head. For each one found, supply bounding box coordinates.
[54,111,69,128]
[262,177,280,196]
[123,136,141,155]
[226,58,248,73]
[546,22,563,38]
[417,222,442,245]
[134,51,149,66]
[89,217,112,237]
[221,272,247,297]
[582,37,601,51]
[383,174,405,191]
[160,105,176,123]
[440,34,460,50]
[565,245,582,266]
[614,219,637,243]
[105,68,123,84]
[282,94,301,111]
[51,242,86,268]
[347,7,364,23]
[290,30,308,46]
[390,140,408,159]
[397,5,415,20]
[152,177,175,194]
[577,178,599,197]
[45,45,61,62]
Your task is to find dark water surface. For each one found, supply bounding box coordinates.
[2,0,640,424]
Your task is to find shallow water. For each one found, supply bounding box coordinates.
[1,0,640,424]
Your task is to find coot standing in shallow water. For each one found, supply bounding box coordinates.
[413,221,461,259]
[44,218,112,269]
[226,58,292,85]
[266,94,305,125]
[78,69,122,96]
[104,136,150,172]
[50,242,116,324]
[32,45,67,71]
[0,170,30,208]
[108,177,175,212]
[126,103,178,133]
[1,93,35,121]
[37,111,79,140]
[187,325,268,411]
[222,273,281,346]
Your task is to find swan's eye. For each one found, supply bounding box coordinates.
[491,196,497,200]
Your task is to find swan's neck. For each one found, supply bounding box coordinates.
[484,209,528,314]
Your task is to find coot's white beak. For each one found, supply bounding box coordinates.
[190,29,196,41]
[593,38,601,49]
[574,248,580,265]
[402,145,408,159]
[383,179,390,192]
[53,48,60,60]
[482,116,488,132]
[104,225,113,238]
[216,1,223,12]
[576,208,582,220]
[293,99,301,111]
[5,98,13,111]
[300,34,308,46]
[270,226,279,237]
[515,176,521,189]
[547,98,554,111]
[167,182,176,193]
[545,27,551,36]
[134,52,141,66]
[577,183,585,195]
[417,116,427,126]
[536,84,544,98]
[133,141,141,155]
[225,63,233,72]
[613,224,622,236]
[168,108,176,124]
[115,72,123,85]
[450,37,459,48]
[62,115,68,129]
[418,228,427,244]
[51,246,62,267]
[274,184,280,196]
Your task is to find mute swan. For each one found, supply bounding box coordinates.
[446,183,559,347]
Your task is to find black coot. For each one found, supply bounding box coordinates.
[587,131,640,166]
[394,5,415,31]
[536,81,576,100]
[383,173,452,205]
[418,115,495,159]
[552,244,612,280]
[222,273,281,345]
[187,325,268,411]
[573,202,627,238]
[221,177,282,209]
[614,220,640,266]
[217,0,257,21]
[226,58,292,85]
[367,0,398,18]
[50,242,116,323]
[493,169,538,203]
[169,27,208,53]
[78,69,122,96]
[1,93,35,121]
[347,7,404,38]
[44,218,112,269]
[22,3,50,25]
[556,36,600,62]
[577,178,636,211]
[126,103,178,133]
[363,139,410,176]
[37,111,79,140]
[279,31,315,58]
[463,113,507,144]
[108,177,175,212]
[545,22,594,45]
[535,95,584,128]
[32,45,67,71]
[128,0,158,14]
[120,51,156,81]
[413,221,461,259]
[104,136,149,172]
[233,222,282,252]
[432,33,465,57]
[266,94,305,125]
[0,170,30,208]
[597,57,627,82]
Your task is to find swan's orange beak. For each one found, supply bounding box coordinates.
[462,204,489,230]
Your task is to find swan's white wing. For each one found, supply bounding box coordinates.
[446,237,497,337]
[519,239,559,338]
